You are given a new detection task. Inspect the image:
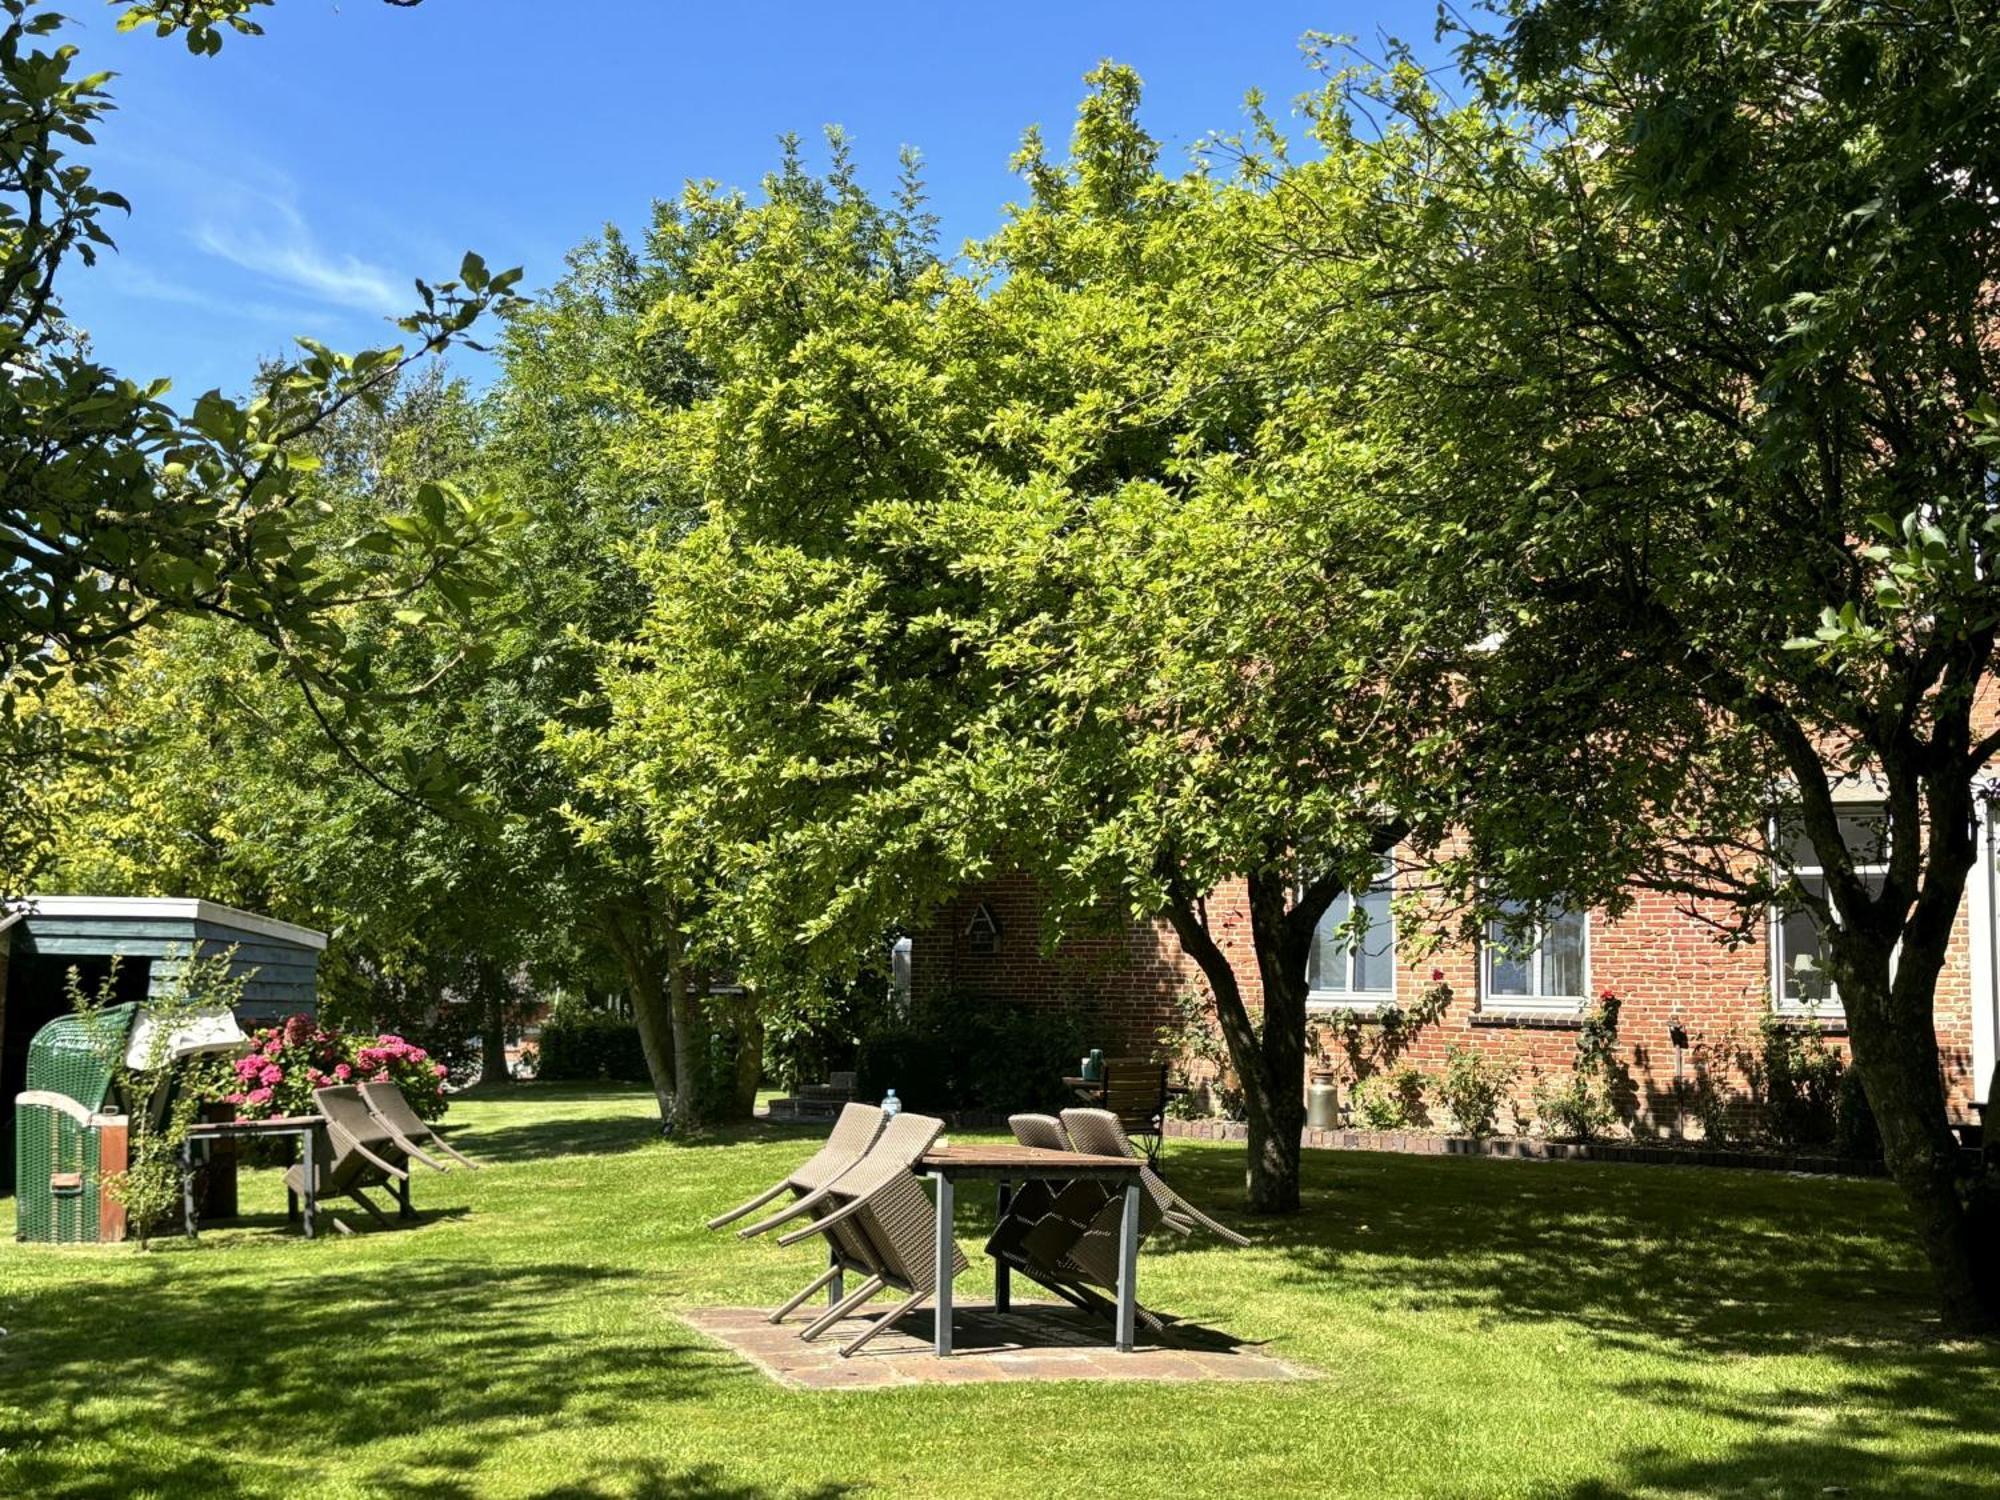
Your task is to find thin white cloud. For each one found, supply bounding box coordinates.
[190,187,402,314]
[96,261,316,326]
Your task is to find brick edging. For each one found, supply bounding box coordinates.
[1164,1118,1885,1177]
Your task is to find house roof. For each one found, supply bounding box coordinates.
[9,896,329,952]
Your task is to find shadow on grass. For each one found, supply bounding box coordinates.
[1559,1364,2000,1498]
[532,1459,855,1499]
[0,1260,767,1499]
[444,1087,808,1167]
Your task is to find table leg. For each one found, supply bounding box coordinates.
[396,1173,413,1220]
[301,1129,316,1241]
[1115,1178,1141,1353]
[181,1140,197,1240]
[932,1171,954,1357]
[829,1244,844,1307]
[994,1180,1012,1313]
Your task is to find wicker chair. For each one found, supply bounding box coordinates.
[358,1080,479,1171]
[1074,1057,1170,1163]
[770,1112,965,1357]
[290,1085,413,1233]
[709,1101,884,1235]
[1060,1107,1249,1247]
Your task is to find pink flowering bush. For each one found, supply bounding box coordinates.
[221,1014,449,1122]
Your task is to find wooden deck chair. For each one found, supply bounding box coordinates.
[1096,1057,1170,1164]
[757,1110,943,1327]
[290,1085,413,1234]
[1060,1107,1249,1247]
[358,1080,476,1171]
[706,1101,882,1233]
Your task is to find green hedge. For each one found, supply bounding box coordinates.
[854,999,1089,1115]
[532,1011,650,1083]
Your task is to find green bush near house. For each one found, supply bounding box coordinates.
[855,998,1088,1114]
[530,1005,650,1083]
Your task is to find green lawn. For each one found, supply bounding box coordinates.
[1,1086,1995,1499]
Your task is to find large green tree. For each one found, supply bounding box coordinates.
[0,0,513,881]
[1285,2,2000,1331]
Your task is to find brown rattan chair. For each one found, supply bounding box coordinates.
[290,1085,414,1233]
[706,1101,883,1234]
[1060,1106,1249,1247]
[770,1112,966,1357]
[358,1080,476,1171]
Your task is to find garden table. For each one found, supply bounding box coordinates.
[919,1143,1144,1356]
[180,1114,326,1239]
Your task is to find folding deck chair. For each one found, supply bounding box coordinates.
[358,1080,482,1170]
[1060,1107,1250,1247]
[767,1112,967,1357]
[981,1112,1172,1333]
[712,1101,885,1236]
[290,1085,415,1233]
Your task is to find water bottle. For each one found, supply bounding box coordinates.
[882,1088,901,1118]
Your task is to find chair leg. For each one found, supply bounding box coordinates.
[837,1290,928,1358]
[348,1188,395,1230]
[707,1180,788,1231]
[799,1275,887,1341]
[767,1264,839,1324]
[434,1140,482,1169]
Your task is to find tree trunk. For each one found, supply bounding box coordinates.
[1836,939,1999,1335]
[1163,875,1308,1213]
[478,957,511,1087]
[604,909,677,1128]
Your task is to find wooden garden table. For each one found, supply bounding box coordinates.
[918,1143,1144,1357]
[181,1114,326,1239]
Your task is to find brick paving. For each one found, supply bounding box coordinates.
[680,1301,1313,1390]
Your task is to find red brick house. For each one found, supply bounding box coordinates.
[911,793,1999,1134]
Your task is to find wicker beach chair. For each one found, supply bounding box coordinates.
[358,1080,478,1171]
[289,1085,414,1233]
[712,1101,884,1235]
[1060,1107,1249,1247]
[769,1112,966,1357]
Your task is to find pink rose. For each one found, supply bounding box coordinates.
[263,1037,283,1057]
[333,1063,352,1081]
[245,1086,273,1106]
[432,1063,447,1077]
[260,1065,283,1087]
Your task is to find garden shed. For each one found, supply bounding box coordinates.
[0,896,327,1192]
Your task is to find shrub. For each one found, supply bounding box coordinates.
[1350,1066,1427,1130]
[854,998,1089,1115]
[224,1015,449,1122]
[532,1006,651,1083]
[1751,1016,1843,1148]
[1436,1043,1516,1138]
[1155,991,1243,1120]
[1836,1064,1882,1163]
[1532,1071,1618,1141]
[1534,990,1626,1141]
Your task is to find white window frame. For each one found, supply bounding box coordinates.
[1479,901,1590,1013]
[1768,802,1888,1019]
[1305,859,1397,1013]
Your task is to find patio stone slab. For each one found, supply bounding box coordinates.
[679,1301,1315,1390]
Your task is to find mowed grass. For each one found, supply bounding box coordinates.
[2,1086,1996,1499]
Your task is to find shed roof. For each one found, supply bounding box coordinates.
[9,896,328,951]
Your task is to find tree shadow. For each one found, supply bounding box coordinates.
[1561,1362,2000,1497]
[0,1261,750,1499]
[532,1460,856,1500]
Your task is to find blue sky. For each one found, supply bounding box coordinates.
[65,0,1450,400]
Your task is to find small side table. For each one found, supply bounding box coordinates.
[181,1115,325,1239]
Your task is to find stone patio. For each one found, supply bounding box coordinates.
[681,1300,1315,1390]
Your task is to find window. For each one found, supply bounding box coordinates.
[1483,899,1588,1007]
[1771,805,1889,1013]
[1307,860,1395,1004]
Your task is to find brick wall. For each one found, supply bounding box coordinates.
[909,858,1988,1132]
